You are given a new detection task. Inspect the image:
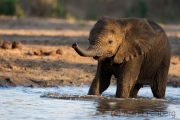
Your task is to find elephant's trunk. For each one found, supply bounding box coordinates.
[72,42,103,57]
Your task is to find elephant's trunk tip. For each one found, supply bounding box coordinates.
[72,42,78,48]
[72,42,103,58]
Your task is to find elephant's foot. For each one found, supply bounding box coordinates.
[151,81,166,98]
[88,90,101,96]
[116,90,130,98]
[151,89,166,98]
[129,84,143,98]
[129,93,138,98]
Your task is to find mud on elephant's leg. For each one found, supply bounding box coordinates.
[130,84,143,98]
[88,61,112,96]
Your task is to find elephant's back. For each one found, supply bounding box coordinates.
[147,19,165,33]
[146,19,170,57]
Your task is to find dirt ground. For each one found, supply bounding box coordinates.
[0,17,179,87]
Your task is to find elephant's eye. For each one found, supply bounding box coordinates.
[108,40,113,44]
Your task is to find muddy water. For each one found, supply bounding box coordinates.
[0,86,179,120]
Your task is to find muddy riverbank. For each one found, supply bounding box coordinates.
[0,17,180,87]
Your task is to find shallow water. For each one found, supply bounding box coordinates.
[0,85,180,120]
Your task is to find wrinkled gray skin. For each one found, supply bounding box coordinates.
[72,16,170,98]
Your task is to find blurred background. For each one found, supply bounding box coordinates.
[0,0,179,23]
[0,0,180,90]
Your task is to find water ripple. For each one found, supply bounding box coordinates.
[0,86,180,120]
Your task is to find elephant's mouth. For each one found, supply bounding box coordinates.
[93,56,100,60]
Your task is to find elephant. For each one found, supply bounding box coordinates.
[72,16,170,98]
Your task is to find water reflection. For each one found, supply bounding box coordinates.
[41,85,179,119]
[94,99,173,118]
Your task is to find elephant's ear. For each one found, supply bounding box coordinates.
[113,18,156,64]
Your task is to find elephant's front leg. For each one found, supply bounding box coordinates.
[88,61,112,96]
[116,78,136,98]
[116,59,142,98]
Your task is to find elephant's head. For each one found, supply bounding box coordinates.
[72,16,156,63]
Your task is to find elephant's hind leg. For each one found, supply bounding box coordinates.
[151,68,169,98]
[151,83,166,98]
[150,76,167,98]
[151,57,170,98]
[130,84,143,98]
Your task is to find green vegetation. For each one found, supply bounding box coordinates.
[85,10,98,20]
[124,0,149,18]
[51,1,66,18]
[157,4,177,23]
[0,0,17,15]
[0,0,179,23]
[0,0,24,17]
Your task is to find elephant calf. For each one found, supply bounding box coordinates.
[72,16,170,98]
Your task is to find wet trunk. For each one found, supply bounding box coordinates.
[72,42,103,57]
